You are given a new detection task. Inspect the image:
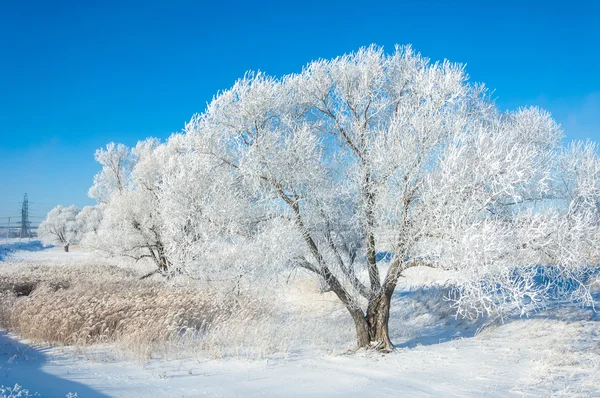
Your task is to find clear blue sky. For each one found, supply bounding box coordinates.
[1,0,598,220]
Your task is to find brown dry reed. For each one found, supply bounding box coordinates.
[0,263,357,360]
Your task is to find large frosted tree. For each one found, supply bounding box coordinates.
[166,46,599,349]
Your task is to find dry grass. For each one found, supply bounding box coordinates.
[0,261,487,361]
[0,263,357,359]
[0,265,232,358]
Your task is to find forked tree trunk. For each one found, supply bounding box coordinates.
[366,291,393,350]
[156,246,170,271]
[148,245,170,272]
[64,244,70,252]
[344,291,394,350]
[347,293,394,351]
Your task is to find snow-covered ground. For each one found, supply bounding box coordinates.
[0,239,46,262]
[0,240,139,269]
[0,243,598,397]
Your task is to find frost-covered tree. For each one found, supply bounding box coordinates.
[156,134,293,278]
[168,45,600,349]
[89,139,172,271]
[88,142,133,203]
[76,205,103,244]
[38,205,81,252]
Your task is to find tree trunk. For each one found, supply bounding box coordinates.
[148,245,170,272]
[156,245,170,271]
[323,268,395,350]
[366,291,394,351]
[344,292,394,350]
[64,244,70,252]
[348,307,371,348]
[356,255,408,350]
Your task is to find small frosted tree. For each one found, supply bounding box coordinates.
[38,205,81,252]
[167,45,600,349]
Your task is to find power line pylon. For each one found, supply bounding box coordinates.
[20,193,31,241]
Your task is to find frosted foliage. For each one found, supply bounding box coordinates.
[559,141,600,217]
[88,45,600,347]
[158,129,309,281]
[88,142,133,203]
[89,139,172,270]
[177,46,598,323]
[76,205,103,240]
[94,191,155,256]
[38,205,81,247]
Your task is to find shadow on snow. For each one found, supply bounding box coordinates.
[0,240,49,262]
[389,274,600,350]
[0,331,107,397]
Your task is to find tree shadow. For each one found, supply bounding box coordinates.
[391,289,483,349]
[0,240,48,261]
[390,284,600,350]
[0,331,107,397]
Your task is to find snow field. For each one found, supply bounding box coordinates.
[0,245,598,396]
